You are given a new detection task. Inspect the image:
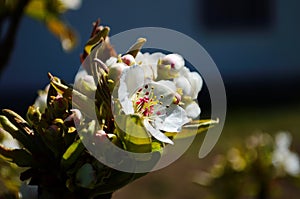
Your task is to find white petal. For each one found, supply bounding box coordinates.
[174,76,192,96]
[161,54,185,71]
[106,57,118,67]
[108,63,128,83]
[157,80,177,92]
[34,93,48,112]
[159,105,190,132]
[118,66,144,114]
[149,82,175,106]
[135,52,145,63]
[149,52,165,63]
[143,119,173,144]
[185,101,201,119]
[34,85,49,113]
[141,64,155,80]
[189,72,203,99]
[137,52,164,80]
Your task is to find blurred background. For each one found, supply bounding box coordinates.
[0,0,300,198]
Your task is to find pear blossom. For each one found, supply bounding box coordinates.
[272,132,300,176]
[109,52,203,119]
[74,69,97,98]
[174,67,203,118]
[114,65,190,144]
[34,85,50,113]
[174,67,203,100]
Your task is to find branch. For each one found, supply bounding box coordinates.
[0,0,30,75]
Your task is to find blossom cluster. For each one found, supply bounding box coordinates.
[75,48,203,145]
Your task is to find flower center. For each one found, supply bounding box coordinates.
[132,85,160,117]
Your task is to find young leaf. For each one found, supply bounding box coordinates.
[61,139,85,170]
[0,145,34,167]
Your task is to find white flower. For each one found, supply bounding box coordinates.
[74,69,97,98]
[175,67,203,100]
[272,132,300,176]
[119,52,203,119]
[135,52,165,80]
[114,65,190,144]
[34,85,50,113]
[174,67,203,119]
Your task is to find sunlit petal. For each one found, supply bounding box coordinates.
[143,119,173,144]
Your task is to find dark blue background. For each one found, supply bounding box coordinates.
[1,0,299,114]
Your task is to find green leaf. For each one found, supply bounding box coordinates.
[46,16,77,51]
[61,139,85,170]
[0,145,34,167]
[89,169,150,197]
[25,0,78,52]
[1,109,46,154]
[125,38,147,58]
[2,109,34,137]
[116,115,152,153]
[0,115,33,152]
[166,119,219,140]
[84,27,110,55]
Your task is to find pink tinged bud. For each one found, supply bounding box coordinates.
[173,93,181,104]
[121,54,136,66]
[64,109,82,126]
[161,54,185,71]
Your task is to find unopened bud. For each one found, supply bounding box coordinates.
[157,54,185,79]
[121,54,136,66]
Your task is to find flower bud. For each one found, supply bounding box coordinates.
[34,85,50,113]
[75,70,97,98]
[27,106,42,126]
[64,109,82,127]
[184,101,201,119]
[121,54,136,66]
[107,63,128,90]
[157,54,185,79]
